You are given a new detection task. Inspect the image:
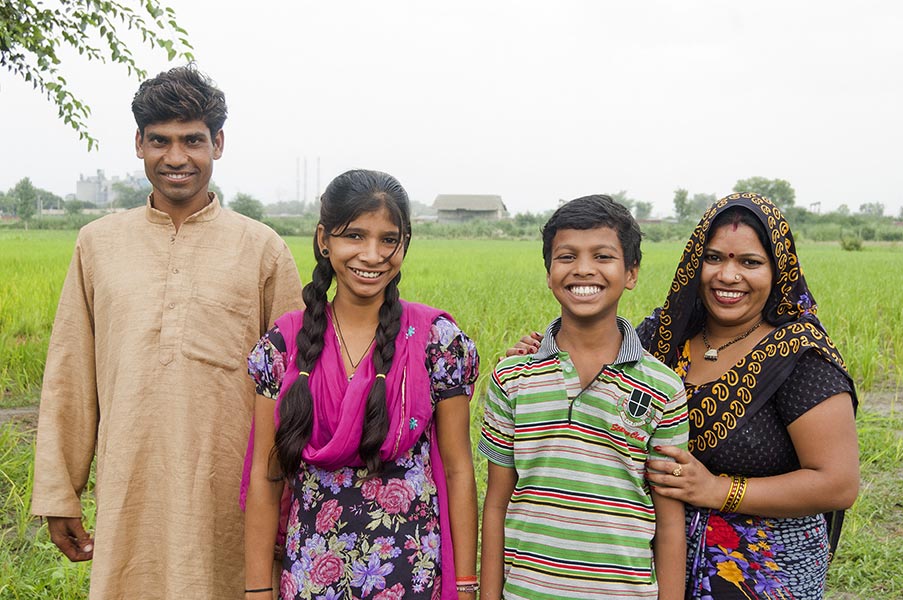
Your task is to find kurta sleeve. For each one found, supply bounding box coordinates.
[31,238,99,518]
[261,241,303,332]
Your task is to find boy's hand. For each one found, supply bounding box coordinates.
[505,332,543,357]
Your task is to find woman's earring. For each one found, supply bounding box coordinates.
[321,248,330,257]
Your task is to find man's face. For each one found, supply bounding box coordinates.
[135,119,223,210]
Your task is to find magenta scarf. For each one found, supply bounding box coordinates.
[240,300,459,599]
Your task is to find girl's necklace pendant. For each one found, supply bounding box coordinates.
[704,348,719,361]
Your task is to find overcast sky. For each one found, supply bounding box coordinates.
[2,0,901,217]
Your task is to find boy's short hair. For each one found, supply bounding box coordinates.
[131,64,227,138]
[541,194,642,271]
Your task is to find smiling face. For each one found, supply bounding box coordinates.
[317,205,405,306]
[135,119,223,213]
[546,226,638,325]
[699,222,774,330]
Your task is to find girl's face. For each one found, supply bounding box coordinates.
[317,205,405,305]
[698,222,774,330]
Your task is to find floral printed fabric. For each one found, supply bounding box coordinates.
[282,441,442,600]
[247,316,478,600]
[686,507,829,600]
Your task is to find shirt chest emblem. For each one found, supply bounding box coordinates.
[618,389,654,427]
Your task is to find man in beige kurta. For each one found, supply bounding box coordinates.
[31,66,303,599]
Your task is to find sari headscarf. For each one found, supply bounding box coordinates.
[643,192,856,461]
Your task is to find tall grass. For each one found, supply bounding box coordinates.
[0,421,94,598]
[1,231,901,598]
[0,231,71,406]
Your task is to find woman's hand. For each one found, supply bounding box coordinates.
[504,332,542,358]
[646,445,730,510]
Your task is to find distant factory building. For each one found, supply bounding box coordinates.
[433,194,508,223]
[76,170,148,207]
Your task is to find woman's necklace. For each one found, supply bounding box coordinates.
[702,318,764,361]
[332,309,377,378]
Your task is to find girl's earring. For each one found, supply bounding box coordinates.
[321,248,330,257]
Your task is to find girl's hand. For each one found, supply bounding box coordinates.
[646,445,728,510]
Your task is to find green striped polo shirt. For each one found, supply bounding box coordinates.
[479,316,688,600]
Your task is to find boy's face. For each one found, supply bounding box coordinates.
[546,226,638,324]
[135,119,223,210]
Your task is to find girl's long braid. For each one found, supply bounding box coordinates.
[274,249,333,479]
[358,273,403,474]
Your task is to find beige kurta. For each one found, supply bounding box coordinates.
[32,197,303,599]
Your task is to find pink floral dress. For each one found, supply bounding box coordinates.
[248,317,478,600]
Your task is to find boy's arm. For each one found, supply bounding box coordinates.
[651,489,686,600]
[480,462,518,600]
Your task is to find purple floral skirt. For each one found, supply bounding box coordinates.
[280,440,442,600]
[685,507,829,600]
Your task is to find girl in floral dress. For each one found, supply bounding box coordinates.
[242,170,480,600]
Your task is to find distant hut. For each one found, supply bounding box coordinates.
[433,194,508,223]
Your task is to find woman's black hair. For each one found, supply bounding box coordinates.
[274,170,411,478]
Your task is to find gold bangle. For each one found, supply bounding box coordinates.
[719,475,738,512]
[731,476,748,512]
[720,476,748,513]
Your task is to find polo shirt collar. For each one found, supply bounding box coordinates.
[533,316,644,365]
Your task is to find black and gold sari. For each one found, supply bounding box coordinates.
[637,193,857,599]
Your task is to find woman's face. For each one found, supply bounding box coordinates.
[699,221,774,330]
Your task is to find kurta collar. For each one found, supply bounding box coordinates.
[144,192,222,225]
[533,315,643,365]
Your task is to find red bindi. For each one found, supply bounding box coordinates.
[728,252,735,258]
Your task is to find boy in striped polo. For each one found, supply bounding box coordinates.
[479,195,688,600]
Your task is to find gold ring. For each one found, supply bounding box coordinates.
[671,464,683,477]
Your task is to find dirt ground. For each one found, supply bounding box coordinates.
[0,406,38,429]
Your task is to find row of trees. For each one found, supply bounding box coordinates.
[4,175,901,242]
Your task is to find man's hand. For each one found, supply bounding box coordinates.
[47,516,94,562]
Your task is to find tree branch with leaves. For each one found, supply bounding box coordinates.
[1,0,193,150]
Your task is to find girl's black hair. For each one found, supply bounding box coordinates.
[274,169,412,478]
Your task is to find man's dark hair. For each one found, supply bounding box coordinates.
[131,64,227,138]
[541,194,643,271]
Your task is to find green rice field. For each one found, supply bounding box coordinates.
[1,229,901,598]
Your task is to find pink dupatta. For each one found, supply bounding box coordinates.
[240,300,460,599]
